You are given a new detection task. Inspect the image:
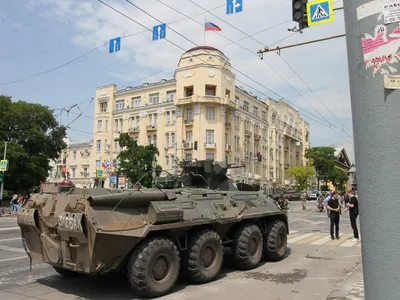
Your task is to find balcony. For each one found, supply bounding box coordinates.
[183,142,193,149]
[235,125,240,131]
[146,124,158,131]
[129,126,140,133]
[244,130,251,137]
[225,144,232,152]
[199,96,223,104]
[225,122,231,128]
[184,119,194,126]
[284,146,289,151]
[284,163,290,168]
[204,143,216,149]
[165,121,175,126]
[254,134,261,140]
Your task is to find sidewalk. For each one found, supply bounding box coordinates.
[326,262,364,300]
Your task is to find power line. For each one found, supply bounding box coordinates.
[148,0,351,140]
[185,0,352,139]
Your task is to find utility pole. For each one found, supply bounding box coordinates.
[0,141,8,201]
[343,1,400,299]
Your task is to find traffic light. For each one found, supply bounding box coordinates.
[0,172,3,184]
[292,0,309,30]
[194,141,198,150]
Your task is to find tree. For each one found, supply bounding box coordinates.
[0,95,67,193]
[115,133,162,188]
[286,165,316,191]
[329,168,349,191]
[305,146,336,189]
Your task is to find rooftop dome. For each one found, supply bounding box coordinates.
[185,46,224,55]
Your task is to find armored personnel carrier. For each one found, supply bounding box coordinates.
[17,160,289,299]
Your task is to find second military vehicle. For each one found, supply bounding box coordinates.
[17,160,289,299]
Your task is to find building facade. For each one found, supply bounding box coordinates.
[92,46,310,187]
[47,138,94,187]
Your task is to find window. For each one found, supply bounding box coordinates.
[171,133,175,145]
[235,95,239,103]
[186,131,192,142]
[166,111,171,123]
[97,120,103,132]
[172,111,176,122]
[184,86,194,97]
[105,120,108,131]
[243,101,249,112]
[83,168,88,178]
[185,153,192,161]
[148,135,152,145]
[96,140,101,152]
[165,156,169,167]
[149,93,159,105]
[253,106,259,116]
[114,119,119,131]
[152,135,157,146]
[171,155,175,167]
[71,168,76,178]
[262,111,267,120]
[131,96,141,108]
[166,90,176,102]
[206,107,215,120]
[72,151,76,161]
[225,89,231,100]
[225,133,228,144]
[100,102,107,112]
[96,160,101,169]
[205,85,216,96]
[120,119,124,131]
[206,130,214,144]
[206,153,214,160]
[114,141,118,152]
[148,114,153,125]
[154,114,158,125]
[166,133,170,147]
[116,100,125,111]
[186,108,193,121]
[104,139,108,151]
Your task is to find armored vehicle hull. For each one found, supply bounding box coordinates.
[18,163,289,299]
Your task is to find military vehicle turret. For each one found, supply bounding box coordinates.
[17,160,289,299]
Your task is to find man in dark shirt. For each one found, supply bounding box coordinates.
[327,191,341,240]
[345,190,359,242]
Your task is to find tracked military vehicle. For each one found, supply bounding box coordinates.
[17,160,289,299]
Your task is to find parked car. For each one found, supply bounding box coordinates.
[309,190,318,200]
[283,190,302,201]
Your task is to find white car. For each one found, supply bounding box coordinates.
[309,192,317,200]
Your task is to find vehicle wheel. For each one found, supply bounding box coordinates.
[264,220,287,261]
[53,266,83,277]
[232,223,263,270]
[182,229,223,284]
[127,237,180,298]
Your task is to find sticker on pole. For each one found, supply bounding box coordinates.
[307,0,334,26]
[382,2,400,24]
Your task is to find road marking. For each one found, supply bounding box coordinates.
[288,232,320,243]
[0,237,21,242]
[325,233,353,246]
[297,232,327,244]
[0,227,20,232]
[0,245,26,254]
[310,233,344,245]
[340,239,361,247]
[0,256,27,263]
[288,230,298,234]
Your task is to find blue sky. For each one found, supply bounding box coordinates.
[0,0,352,146]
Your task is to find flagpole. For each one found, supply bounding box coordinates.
[204,17,206,46]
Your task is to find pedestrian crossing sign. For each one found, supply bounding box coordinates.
[307,0,334,26]
[0,160,8,172]
[96,169,104,178]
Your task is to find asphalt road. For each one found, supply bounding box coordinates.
[0,201,362,300]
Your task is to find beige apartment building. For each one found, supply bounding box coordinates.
[47,138,94,187]
[92,46,310,187]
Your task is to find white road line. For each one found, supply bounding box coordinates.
[0,256,27,263]
[288,230,298,235]
[0,245,26,254]
[339,239,360,247]
[0,237,21,242]
[0,227,20,232]
[287,232,319,243]
[310,233,344,245]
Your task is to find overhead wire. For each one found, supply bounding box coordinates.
[184,0,353,139]
[118,0,350,141]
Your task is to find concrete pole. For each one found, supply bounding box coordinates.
[343,2,400,299]
[0,141,8,200]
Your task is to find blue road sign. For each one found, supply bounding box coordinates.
[307,0,334,26]
[109,37,121,53]
[226,0,243,15]
[152,24,167,41]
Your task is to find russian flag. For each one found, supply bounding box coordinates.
[205,21,221,31]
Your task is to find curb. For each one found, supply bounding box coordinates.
[326,262,363,300]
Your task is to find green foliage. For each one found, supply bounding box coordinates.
[286,165,316,191]
[0,95,67,193]
[305,146,336,188]
[115,133,161,188]
[329,168,349,191]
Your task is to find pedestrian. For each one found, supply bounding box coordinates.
[301,191,307,210]
[10,195,18,217]
[345,190,360,242]
[327,191,341,240]
[324,192,331,218]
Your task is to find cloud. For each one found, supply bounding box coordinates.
[28,0,352,145]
